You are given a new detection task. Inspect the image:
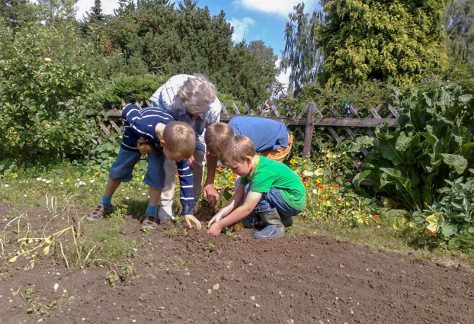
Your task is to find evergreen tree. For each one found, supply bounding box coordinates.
[114,0,135,16]
[103,1,277,106]
[86,0,103,22]
[318,0,449,86]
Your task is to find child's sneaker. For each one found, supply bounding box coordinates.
[141,215,159,231]
[86,203,113,221]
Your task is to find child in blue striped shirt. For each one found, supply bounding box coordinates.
[86,103,201,231]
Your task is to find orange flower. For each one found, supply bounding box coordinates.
[217,167,225,173]
[372,214,380,220]
[316,184,325,190]
[332,183,340,189]
[424,230,437,237]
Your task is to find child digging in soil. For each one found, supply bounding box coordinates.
[207,135,305,239]
[86,103,201,231]
[203,116,293,206]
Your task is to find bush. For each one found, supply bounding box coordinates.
[97,74,168,109]
[353,81,473,211]
[296,80,393,114]
[412,170,474,251]
[0,23,103,165]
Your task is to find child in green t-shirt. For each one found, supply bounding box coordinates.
[207,135,306,239]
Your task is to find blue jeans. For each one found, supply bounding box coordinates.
[251,188,301,223]
[109,147,165,189]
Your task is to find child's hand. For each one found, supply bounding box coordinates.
[138,138,153,155]
[184,214,202,230]
[207,222,223,236]
[207,213,223,228]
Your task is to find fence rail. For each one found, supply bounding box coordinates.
[96,102,399,157]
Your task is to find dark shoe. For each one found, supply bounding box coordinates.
[281,216,293,228]
[141,215,159,231]
[252,224,285,239]
[86,203,113,221]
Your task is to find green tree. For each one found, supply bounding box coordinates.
[114,0,135,16]
[318,0,449,86]
[0,0,37,28]
[101,0,276,106]
[281,3,323,94]
[0,22,102,164]
[85,0,104,23]
[35,0,77,24]
[215,40,277,108]
[446,0,473,64]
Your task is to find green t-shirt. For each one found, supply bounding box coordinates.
[241,156,306,211]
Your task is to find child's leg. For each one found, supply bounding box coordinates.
[87,148,141,221]
[102,178,121,203]
[250,194,285,239]
[264,188,301,227]
[104,147,142,203]
[143,149,166,224]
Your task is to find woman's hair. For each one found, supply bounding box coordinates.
[162,121,196,160]
[204,122,235,157]
[177,74,217,115]
[221,135,256,165]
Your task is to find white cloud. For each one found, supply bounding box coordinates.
[235,0,317,17]
[75,0,120,20]
[229,17,255,42]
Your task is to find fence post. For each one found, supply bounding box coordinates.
[302,103,315,158]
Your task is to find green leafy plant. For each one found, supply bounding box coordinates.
[412,170,474,250]
[354,82,473,211]
[290,150,380,227]
[0,23,102,166]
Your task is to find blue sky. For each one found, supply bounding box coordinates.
[75,0,319,57]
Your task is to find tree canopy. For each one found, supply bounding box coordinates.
[318,0,449,86]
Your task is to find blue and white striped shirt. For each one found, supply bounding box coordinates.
[121,103,195,215]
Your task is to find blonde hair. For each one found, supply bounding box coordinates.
[221,135,256,165]
[162,121,196,160]
[204,122,235,157]
[177,74,217,115]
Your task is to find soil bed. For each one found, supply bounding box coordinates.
[1,207,473,323]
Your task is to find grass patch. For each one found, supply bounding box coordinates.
[80,207,137,264]
[1,161,473,269]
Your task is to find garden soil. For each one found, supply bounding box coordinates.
[1,204,473,324]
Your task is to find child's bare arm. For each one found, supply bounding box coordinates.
[207,184,245,227]
[208,190,262,236]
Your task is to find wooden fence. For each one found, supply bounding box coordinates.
[96,102,400,157]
